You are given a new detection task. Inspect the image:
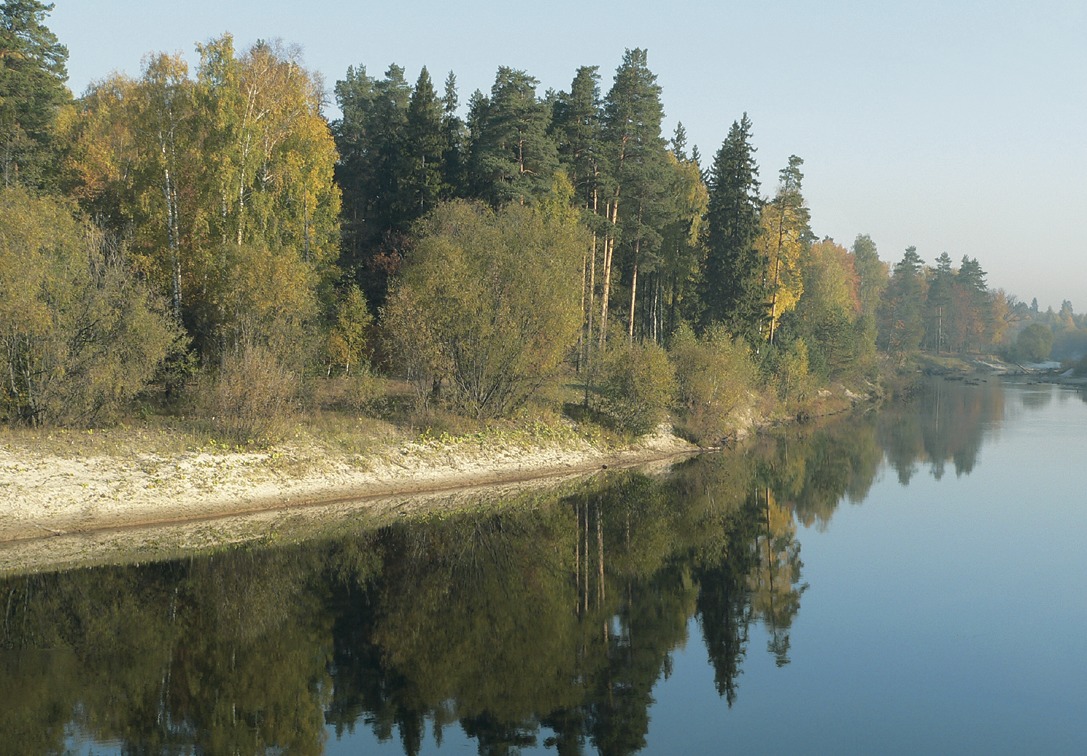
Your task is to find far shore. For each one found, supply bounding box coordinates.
[8,361,1064,576]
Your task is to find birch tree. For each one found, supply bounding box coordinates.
[761,155,812,344]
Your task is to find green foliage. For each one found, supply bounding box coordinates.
[467,67,560,206]
[0,0,69,188]
[208,241,319,366]
[763,155,813,345]
[326,283,373,376]
[670,323,757,444]
[850,234,887,320]
[601,48,672,341]
[877,246,927,355]
[700,114,764,341]
[551,65,604,208]
[1014,323,1054,362]
[383,200,586,419]
[593,339,676,436]
[790,238,873,379]
[402,66,447,217]
[0,187,182,426]
[65,36,339,362]
[761,337,812,409]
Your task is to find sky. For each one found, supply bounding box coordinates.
[48,0,1087,311]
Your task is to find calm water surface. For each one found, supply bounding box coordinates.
[2,379,1085,755]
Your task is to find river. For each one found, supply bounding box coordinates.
[1,378,1084,754]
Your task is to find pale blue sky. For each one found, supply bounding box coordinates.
[49,1,1086,310]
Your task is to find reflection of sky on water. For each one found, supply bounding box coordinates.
[646,381,1087,755]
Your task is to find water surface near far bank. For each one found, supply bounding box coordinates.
[3,378,1085,754]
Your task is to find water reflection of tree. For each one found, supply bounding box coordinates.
[0,413,891,755]
[878,379,1004,483]
[0,550,336,754]
[748,487,806,666]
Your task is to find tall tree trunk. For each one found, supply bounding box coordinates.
[599,197,618,350]
[162,158,182,321]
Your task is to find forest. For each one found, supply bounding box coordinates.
[2,1,1086,441]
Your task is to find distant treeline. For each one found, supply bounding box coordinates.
[2,2,1084,435]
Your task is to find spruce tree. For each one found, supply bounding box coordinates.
[440,70,466,197]
[700,114,764,343]
[402,67,446,219]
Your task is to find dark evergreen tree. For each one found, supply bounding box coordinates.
[333,64,412,309]
[551,65,605,211]
[440,70,466,197]
[924,252,955,352]
[466,67,559,206]
[333,65,378,272]
[367,64,412,229]
[700,114,764,343]
[402,66,445,219]
[0,0,69,187]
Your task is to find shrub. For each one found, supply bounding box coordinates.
[594,340,676,436]
[205,345,297,444]
[1014,323,1054,363]
[0,187,182,426]
[383,200,586,419]
[670,324,756,444]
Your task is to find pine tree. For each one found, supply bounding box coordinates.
[552,65,604,209]
[601,48,670,343]
[925,252,954,352]
[0,0,69,187]
[552,65,607,370]
[467,67,559,206]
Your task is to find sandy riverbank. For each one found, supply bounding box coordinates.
[0,422,699,573]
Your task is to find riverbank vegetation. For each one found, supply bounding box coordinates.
[3,2,1087,451]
